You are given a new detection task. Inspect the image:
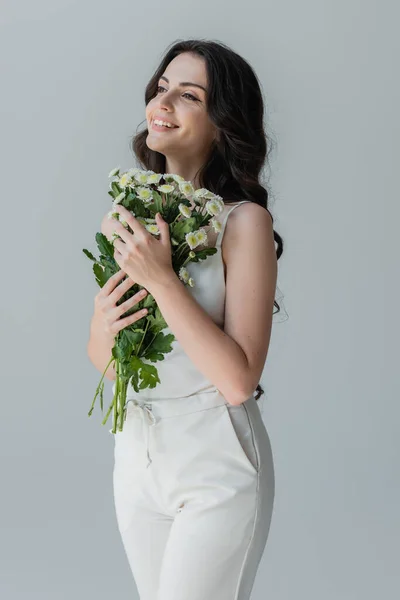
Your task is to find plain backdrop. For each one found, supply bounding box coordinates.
[0,1,398,599]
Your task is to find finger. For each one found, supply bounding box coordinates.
[111,220,131,244]
[114,205,144,237]
[102,268,128,295]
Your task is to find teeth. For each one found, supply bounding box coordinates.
[154,119,176,128]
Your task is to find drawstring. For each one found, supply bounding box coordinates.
[109,400,158,468]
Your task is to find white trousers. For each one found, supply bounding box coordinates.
[111,387,275,600]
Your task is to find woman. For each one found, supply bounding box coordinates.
[89,39,284,600]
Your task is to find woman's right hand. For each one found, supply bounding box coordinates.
[93,269,149,337]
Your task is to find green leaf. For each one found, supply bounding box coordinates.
[138,362,161,389]
[143,332,175,362]
[93,263,108,287]
[171,217,197,242]
[95,232,115,259]
[82,248,97,262]
[188,246,217,263]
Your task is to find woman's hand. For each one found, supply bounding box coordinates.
[111,205,174,293]
[93,268,149,337]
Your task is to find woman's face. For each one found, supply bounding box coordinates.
[145,52,217,165]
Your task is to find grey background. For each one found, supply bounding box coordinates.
[1,1,398,598]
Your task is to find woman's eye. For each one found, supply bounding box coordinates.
[156,85,198,102]
[182,92,198,101]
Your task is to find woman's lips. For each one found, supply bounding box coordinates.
[151,119,179,131]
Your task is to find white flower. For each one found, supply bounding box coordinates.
[114,192,125,204]
[146,172,163,185]
[108,166,120,178]
[185,230,206,250]
[179,266,190,283]
[157,184,175,194]
[163,173,185,183]
[188,277,195,287]
[134,170,151,184]
[193,188,210,199]
[145,223,160,234]
[205,198,223,216]
[137,187,153,201]
[210,217,222,233]
[107,210,119,220]
[178,203,192,218]
[195,228,208,245]
[196,227,208,244]
[127,167,141,177]
[179,181,195,197]
[109,176,120,186]
[119,173,132,188]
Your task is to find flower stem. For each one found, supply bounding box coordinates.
[88,354,115,417]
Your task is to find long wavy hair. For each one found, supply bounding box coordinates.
[130,39,284,402]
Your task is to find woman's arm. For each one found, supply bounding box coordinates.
[147,203,277,406]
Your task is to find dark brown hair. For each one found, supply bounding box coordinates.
[130,39,284,402]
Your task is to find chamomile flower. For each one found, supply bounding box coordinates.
[178,203,192,218]
[108,166,120,178]
[188,277,195,287]
[210,217,222,233]
[185,228,207,250]
[195,228,208,246]
[134,170,151,185]
[193,188,210,199]
[179,181,195,197]
[157,184,175,194]
[145,223,160,235]
[185,231,200,250]
[136,187,153,202]
[163,173,185,183]
[205,198,224,216]
[179,266,190,283]
[119,173,132,188]
[146,172,163,185]
[127,167,141,177]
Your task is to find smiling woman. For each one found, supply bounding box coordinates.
[97,38,286,600]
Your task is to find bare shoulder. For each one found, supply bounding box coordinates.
[222,201,274,255]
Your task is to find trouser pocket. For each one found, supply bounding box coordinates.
[223,402,260,475]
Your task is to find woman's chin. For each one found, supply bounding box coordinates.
[146,135,178,153]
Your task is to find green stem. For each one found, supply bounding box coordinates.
[136,316,151,356]
[88,353,115,417]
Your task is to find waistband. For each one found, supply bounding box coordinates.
[128,386,228,419]
[110,387,229,469]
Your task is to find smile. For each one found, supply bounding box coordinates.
[151,119,179,132]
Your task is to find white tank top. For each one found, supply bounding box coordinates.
[113,200,251,400]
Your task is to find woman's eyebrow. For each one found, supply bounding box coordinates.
[159,75,207,93]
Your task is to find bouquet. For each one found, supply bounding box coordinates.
[83,167,225,433]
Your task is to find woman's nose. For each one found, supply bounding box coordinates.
[158,90,175,108]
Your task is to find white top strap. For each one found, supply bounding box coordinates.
[215,200,251,248]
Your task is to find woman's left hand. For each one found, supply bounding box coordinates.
[111,205,174,293]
